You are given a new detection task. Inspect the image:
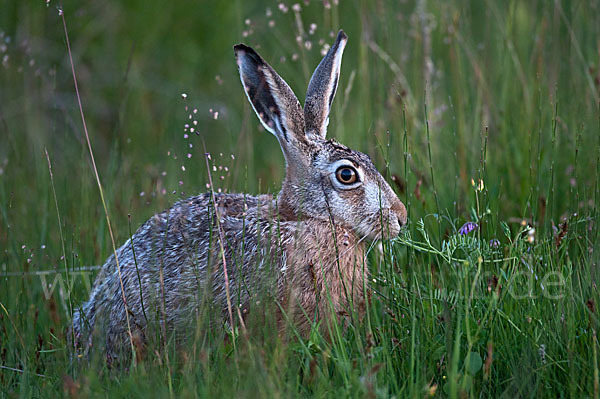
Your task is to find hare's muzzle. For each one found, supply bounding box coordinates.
[392,199,408,230]
[375,202,407,240]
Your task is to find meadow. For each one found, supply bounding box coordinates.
[1,0,599,397]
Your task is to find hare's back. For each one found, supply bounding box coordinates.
[131,192,275,260]
[109,193,275,316]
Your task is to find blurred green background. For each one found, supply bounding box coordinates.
[1,0,599,397]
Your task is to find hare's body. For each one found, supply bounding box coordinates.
[75,193,367,358]
[73,31,406,360]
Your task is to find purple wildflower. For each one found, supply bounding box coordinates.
[458,222,478,235]
[489,238,500,248]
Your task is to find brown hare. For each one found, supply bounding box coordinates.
[72,30,407,363]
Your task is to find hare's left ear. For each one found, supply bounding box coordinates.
[304,30,348,140]
[234,43,307,164]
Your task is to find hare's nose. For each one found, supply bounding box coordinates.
[398,215,406,228]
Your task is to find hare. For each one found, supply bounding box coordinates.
[72,30,407,363]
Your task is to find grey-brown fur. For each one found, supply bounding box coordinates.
[72,30,407,362]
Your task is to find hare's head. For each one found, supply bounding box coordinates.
[234,30,407,240]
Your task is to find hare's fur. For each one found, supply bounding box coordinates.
[73,31,407,361]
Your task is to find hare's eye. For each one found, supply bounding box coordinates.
[336,166,358,185]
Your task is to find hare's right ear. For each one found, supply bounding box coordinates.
[304,30,348,140]
[234,44,308,162]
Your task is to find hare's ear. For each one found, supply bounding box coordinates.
[304,30,348,140]
[234,44,307,158]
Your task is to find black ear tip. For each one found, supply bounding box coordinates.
[234,44,264,65]
[234,43,250,55]
[336,30,348,41]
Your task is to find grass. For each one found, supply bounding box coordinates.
[1,0,600,397]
